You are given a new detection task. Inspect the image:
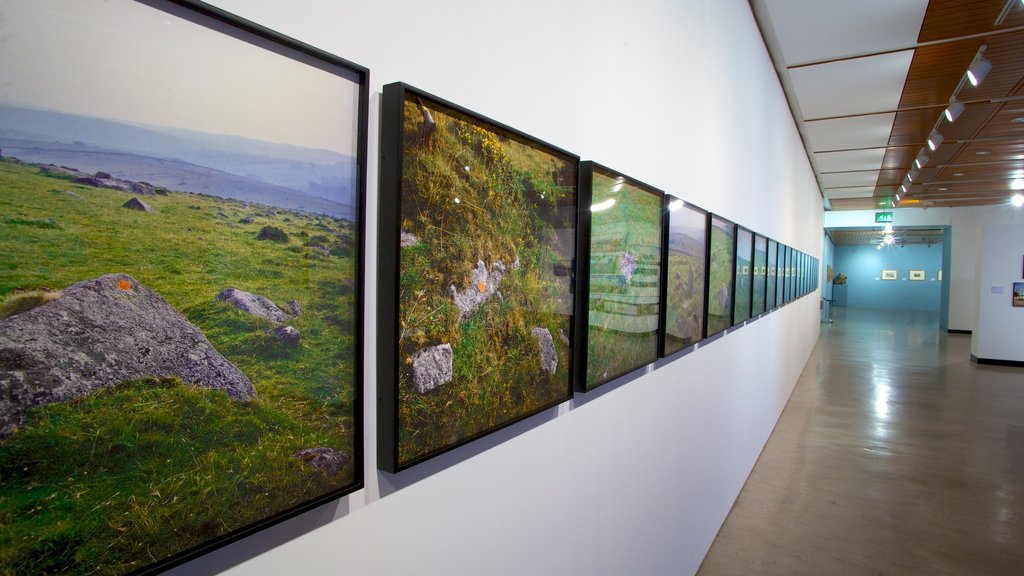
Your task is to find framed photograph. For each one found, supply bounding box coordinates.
[766,239,778,310]
[660,196,708,357]
[882,269,898,280]
[1014,282,1024,307]
[576,163,663,391]
[939,270,943,281]
[733,227,754,325]
[909,269,926,281]
[775,243,787,308]
[705,215,736,337]
[751,234,768,316]
[378,83,577,471]
[785,246,795,302]
[0,1,367,574]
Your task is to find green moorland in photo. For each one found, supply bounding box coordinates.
[0,158,357,575]
[663,216,705,355]
[752,239,767,316]
[397,99,576,466]
[585,173,661,389]
[706,222,735,336]
[733,231,752,325]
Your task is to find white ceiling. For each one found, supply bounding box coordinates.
[752,0,932,206]
[762,0,928,65]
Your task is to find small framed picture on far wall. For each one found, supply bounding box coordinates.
[1013,282,1024,307]
[909,270,926,281]
[881,269,898,280]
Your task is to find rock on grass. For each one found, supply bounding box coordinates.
[0,274,255,436]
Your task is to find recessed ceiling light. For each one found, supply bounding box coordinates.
[1012,193,1024,207]
[1012,117,1024,123]
[1012,178,1024,190]
[953,173,965,177]
[938,187,948,191]
[976,151,991,155]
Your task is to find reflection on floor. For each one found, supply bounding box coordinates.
[697,307,1024,575]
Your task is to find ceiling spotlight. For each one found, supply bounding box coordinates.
[944,98,965,122]
[895,193,901,202]
[1012,193,1024,207]
[915,152,929,169]
[927,132,945,151]
[967,56,992,87]
[1012,178,1024,190]
[883,233,896,245]
[900,183,908,193]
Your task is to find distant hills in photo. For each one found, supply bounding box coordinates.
[0,103,357,219]
[669,226,705,257]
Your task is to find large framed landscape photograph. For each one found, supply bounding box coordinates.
[0,1,366,574]
[705,214,736,338]
[732,226,753,325]
[751,233,768,316]
[660,196,708,357]
[378,83,577,471]
[575,163,663,391]
[775,243,786,308]
[766,239,778,311]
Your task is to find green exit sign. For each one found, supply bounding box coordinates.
[875,212,893,223]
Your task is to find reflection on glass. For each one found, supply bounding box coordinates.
[733,228,753,324]
[752,234,767,316]
[663,198,706,354]
[706,216,735,336]
[584,168,661,390]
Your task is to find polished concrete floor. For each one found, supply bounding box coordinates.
[697,307,1024,576]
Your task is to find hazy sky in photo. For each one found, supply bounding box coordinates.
[0,0,359,156]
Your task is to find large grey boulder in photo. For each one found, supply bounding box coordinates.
[0,274,255,436]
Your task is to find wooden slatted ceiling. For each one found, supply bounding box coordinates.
[876,1,1024,210]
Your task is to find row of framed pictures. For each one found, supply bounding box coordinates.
[377,83,820,472]
[0,1,818,574]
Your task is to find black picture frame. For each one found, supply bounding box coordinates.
[766,239,778,311]
[775,243,786,308]
[659,196,708,357]
[0,1,368,573]
[732,226,754,325]
[378,82,578,471]
[751,233,768,316]
[705,214,736,338]
[575,163,664,391]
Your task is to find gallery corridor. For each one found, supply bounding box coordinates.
[697,308,1024,575]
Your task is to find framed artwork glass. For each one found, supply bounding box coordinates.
[909,270,926,281]
[660,196,708,357]
[751,234,768,316]
[766,239,778,310]
[576,163,663,391]
[733,227,753,324]
[705,215,736,337]
[882,269,898,280]
[378,83,577,471]
[775,243,786,308]
[0,1,367,573]
[1013,282,1024,307]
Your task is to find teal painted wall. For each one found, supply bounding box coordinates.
[833,244,942,310]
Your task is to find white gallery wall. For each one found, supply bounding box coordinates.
[972,223,1024,363]
[167,1,824,575]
